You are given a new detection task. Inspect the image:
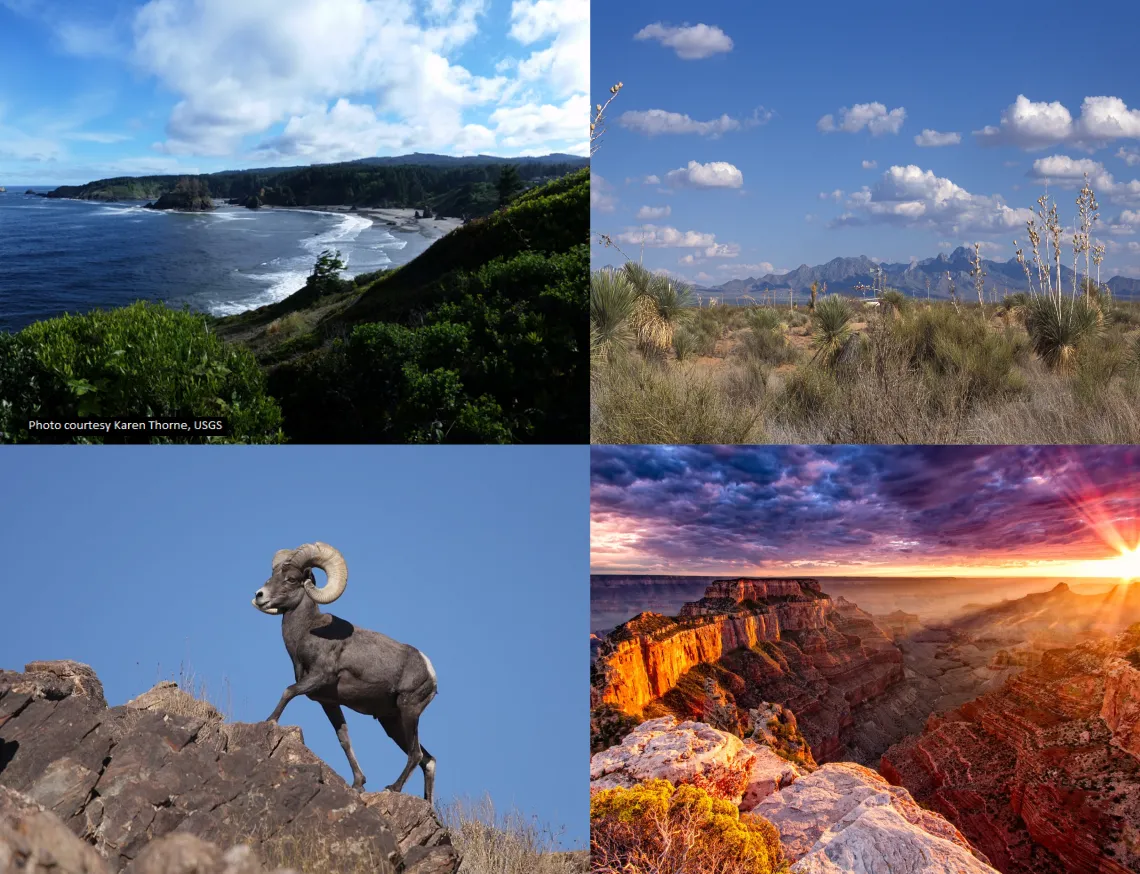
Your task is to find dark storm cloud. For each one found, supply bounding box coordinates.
[590,446,1140,571]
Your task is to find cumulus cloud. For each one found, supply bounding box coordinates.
[664,159,743,188]
[976,95,1140,150]
[914,129,961,147]
[1118,146,1140,166]
[817,102,906,136]
[819,189,844,201]
[617,106,769,138]
[128,0,585,159]
[636,204,671,219]
[591,172,616,212]
[862,159,877,169]
[832,164,1034,235]
[616,223,739,258]
[633,22,733,59]
[1026,154,1140,204]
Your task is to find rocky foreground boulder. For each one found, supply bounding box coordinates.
[0,660,459,874]
[591,715,999,874]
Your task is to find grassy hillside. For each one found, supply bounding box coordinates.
[216,167,589,443]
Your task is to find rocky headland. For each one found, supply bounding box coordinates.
[0,660,459,873]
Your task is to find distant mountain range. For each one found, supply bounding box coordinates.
[703,247,1140,301]
[347,152,586,167]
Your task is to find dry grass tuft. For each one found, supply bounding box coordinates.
[441,796,584,874]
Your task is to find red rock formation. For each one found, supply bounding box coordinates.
[592,579,906,764]
[881,628,1140,874]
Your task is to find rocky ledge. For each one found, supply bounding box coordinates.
[0,660,459,874]
[590,715,998,874]
[145,190,215,211]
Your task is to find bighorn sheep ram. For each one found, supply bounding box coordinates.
[252,542,437,801]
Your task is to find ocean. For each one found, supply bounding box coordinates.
[0,187,441,333]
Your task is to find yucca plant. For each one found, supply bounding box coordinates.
[810,294,853,366]
[1025,295,1101,372]
[590,268,638,363]
[879,289,908,320]
[622,261,692,353]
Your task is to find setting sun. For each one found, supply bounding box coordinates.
[1098,547,1140,581]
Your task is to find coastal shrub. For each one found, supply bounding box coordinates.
[0,302,283,443]
[590,780,784,874]
[277,246,587,443]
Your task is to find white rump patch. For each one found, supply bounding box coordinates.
[421,652,437,684]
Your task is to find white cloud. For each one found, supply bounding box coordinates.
[617,107,769,137]
[633,22,733,59]
[126,0,584,160]
[1118,147,1140,166]
[1026,154,1140,204]
[591,172,616,212]
[643,174,660,184]
[716,261,775,275]
[1120,209,1140,224]
[817,102,906,136]
[617,223,739,258]
[976,95,1140,150]
[1028,154,1104,180]
[832,164,1035,235]
[636,204,671,219]
[861,159,877,169]
[819,189,844,201]
[664,159,743,189]
[509,0,588,100]
[914,129,961,147]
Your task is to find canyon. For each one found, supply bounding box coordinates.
[592,576,1140,873]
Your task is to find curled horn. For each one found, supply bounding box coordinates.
[272,549,294,572]
[290,542,348,604]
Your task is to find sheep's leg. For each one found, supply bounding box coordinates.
[321,702,366,790]
[266,673,327,722]
[418,745,436,804]
[379,703,424,796]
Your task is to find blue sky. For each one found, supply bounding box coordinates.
[590,0,1140,285]
[0,0,587,185]
[0,446,588,846]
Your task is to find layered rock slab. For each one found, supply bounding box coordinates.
[0,660,459,874]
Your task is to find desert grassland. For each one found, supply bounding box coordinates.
[592,283,1140,444]
[592,181,1140,445]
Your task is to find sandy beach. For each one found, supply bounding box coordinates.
[270,204,464,239]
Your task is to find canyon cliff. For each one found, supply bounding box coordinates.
[881,626,1140,874]
[591,578,909,763]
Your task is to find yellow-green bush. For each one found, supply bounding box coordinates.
[591,780,784,874]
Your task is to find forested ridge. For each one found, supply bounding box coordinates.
[42,156,587,218]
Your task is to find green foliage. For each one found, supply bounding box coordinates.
[307,249,349,298]
[497,164,523,206]
[0,302,283,443]
[590,704,641,754]
[1025,295,1102,371]
[810,295,853,365]
[591,269,638,363]
[591,780,784,874]
[276,246,586,443]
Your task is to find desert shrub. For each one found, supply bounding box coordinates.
[673,327,700,361]
[623,262,692,353]
[810,295,853,365]
[1025,295,1101,371]
[0,302,283,443]
[787,310,809,328]
[777,364,839,425]
[879,289,908,318]
[591,780,784,874]
[591,357,763,444]
[747,308,783,332]
[742,326,797,366]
